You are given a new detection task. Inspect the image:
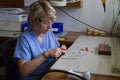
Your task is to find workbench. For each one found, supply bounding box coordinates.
[51,36,120,80]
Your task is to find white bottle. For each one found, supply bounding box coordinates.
[82,71,91,80]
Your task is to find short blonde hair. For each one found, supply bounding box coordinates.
[28,0,56,28]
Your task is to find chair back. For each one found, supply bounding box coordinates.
[1,38,19,80]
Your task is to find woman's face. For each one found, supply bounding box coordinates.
[36,16,52,34]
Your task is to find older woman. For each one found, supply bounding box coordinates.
[14,0,66,80]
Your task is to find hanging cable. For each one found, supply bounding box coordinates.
[57,7,109,34]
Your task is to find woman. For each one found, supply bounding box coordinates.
[14,0,67,80]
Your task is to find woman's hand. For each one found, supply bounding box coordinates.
[45,45,67,59]
[45,48,62,59]
[60,44,67,54]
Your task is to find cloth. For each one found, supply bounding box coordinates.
[111,39,120,73]
[14,29,60,80]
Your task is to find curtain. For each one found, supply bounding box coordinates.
[110,0,120,35]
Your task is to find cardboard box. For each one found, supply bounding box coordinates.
[98,44,111,55]
[52,22,63,33]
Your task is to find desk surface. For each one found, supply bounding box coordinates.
[51,36,120,77]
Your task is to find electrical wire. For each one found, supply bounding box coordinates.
[57,7,109,34]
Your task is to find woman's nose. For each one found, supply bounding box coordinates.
[47,24,51,29]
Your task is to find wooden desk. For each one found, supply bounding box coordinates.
[58,32,86,48]
[58,31,116,48]
[0,31,115,46]
[52,36,120,80]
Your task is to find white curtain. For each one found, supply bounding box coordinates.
[110,0,120,34]
[109,0,120,73]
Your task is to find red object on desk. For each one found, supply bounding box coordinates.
[81,47,88,51]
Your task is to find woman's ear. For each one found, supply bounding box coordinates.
[35,18,42,23]
[38,18,41,22]
[32,18,41,24]
[32,19,36,23]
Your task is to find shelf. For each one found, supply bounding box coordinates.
[0,0,82,8]
[67,1,82,7]
[49,0,82,7]
[0,0,24,8]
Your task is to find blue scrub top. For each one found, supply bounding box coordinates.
[14,29,60,80]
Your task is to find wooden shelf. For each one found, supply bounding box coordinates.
[58,32,85,48]
[49,0,82,7]
[67,1,82,7]
[0,0,24,7]
[0,0,82,8]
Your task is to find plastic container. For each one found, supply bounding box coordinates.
[22,22,29,32]
[52,22,63,33]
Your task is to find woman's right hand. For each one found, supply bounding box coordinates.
[45,48,62,59]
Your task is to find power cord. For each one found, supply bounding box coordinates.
[57,7,109,34]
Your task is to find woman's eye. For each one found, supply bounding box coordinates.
[43,22,48,24]
[43,21,49,25]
